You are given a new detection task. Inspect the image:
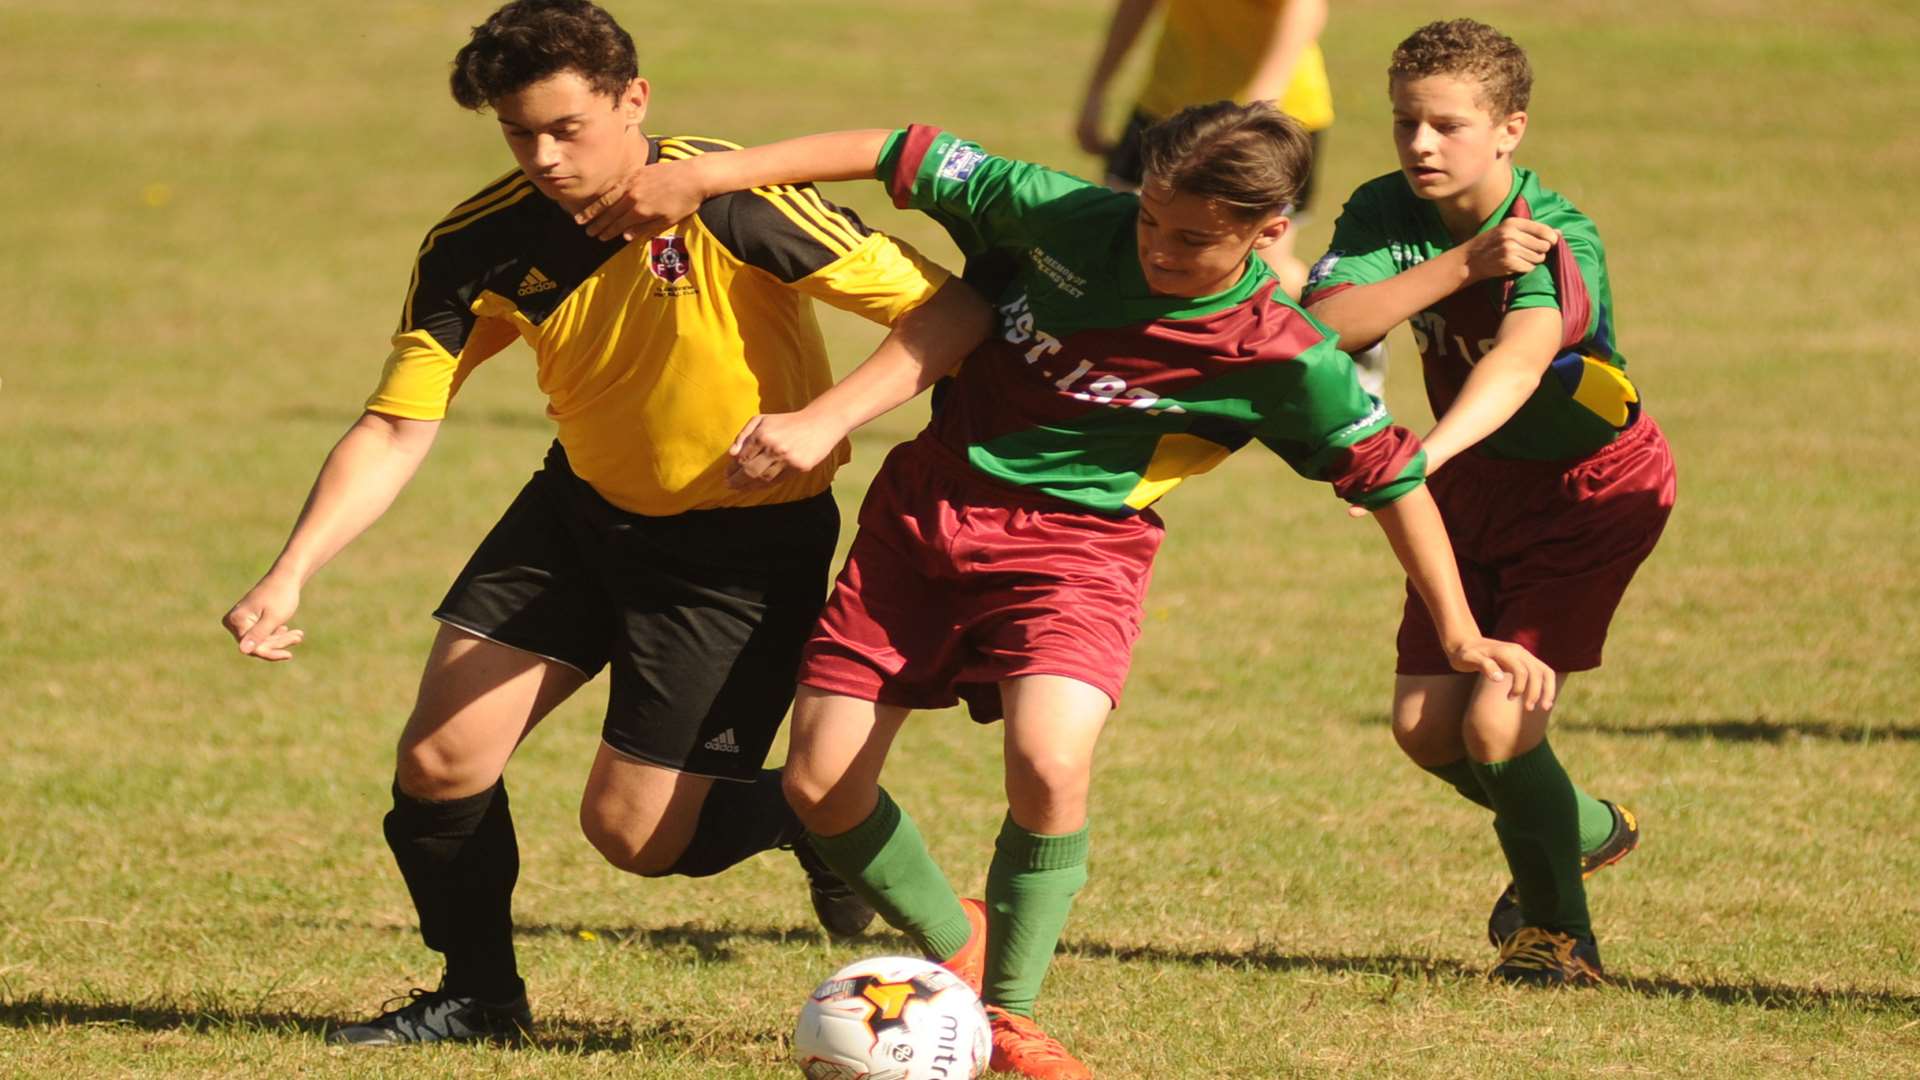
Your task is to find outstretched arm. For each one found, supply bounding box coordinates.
[221,411,440,660]
[1419,306,1560,472]
[579,130,895,243]
[728,278,992,487]
[1370,486,1556,709]
[1305,218,1560,351]
[1074,0,1160,156]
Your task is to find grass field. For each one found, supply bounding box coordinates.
[3,0,1918,1076]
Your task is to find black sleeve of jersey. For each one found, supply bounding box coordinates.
[696,185,875,284]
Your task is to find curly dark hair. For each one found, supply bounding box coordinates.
[1138,100,1312,218]
[450,0,638,110]
[1388,19,1531,117]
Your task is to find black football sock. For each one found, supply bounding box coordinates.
[383,779,523,1002]
[665,770,806,878]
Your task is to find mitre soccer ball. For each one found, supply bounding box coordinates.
[792,956,991,1080]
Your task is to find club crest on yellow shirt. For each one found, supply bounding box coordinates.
[649,234,691,283]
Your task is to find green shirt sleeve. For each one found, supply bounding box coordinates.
[1302,185,1403,298]
[876,125,1108,257]
[1248,337,1427,508]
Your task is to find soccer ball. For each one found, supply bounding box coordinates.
[792,956,991,1080]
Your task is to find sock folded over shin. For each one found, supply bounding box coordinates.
[983,816,1089,1017]
[384,780,523,1001]
[1469,741,1592,937]
[804,788,973,958]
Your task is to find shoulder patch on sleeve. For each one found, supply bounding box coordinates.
[936,142,988,182]
[1305,250,1342,289]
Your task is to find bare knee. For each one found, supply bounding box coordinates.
[578,805,686,878]
[395,726,496,801]
[1392,705,1461,766]
[1390,677,1471,768]
[782,758,877,836]
[1005,750,1092,832]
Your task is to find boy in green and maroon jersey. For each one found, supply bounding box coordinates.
[1303,19,1676,986]
[580,102,1553,1077]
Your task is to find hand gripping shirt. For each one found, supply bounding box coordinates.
[1304,167,1640,462]
[367,135,949,514]
[876,126,1424,516]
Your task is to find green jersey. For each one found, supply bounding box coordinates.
[1305,167,1640,461]
[877,125,1426,515]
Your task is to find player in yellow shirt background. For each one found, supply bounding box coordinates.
[1075,0,1387,394]
[218,0,987,1047]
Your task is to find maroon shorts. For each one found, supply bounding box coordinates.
[1397,415,1677,675]
[800,435,1164,721]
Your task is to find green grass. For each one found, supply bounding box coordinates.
[3,0,1918,1075]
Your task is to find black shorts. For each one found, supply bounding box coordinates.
[1105,108,1324,217]
[435,441,840,780]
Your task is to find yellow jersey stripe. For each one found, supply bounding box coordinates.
[660,135,743,156]
[747,187,852,260]
[790,186,866,249]
[403,179,538,331]
[435,170,529,233]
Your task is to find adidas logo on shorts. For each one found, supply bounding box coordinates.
[703,728,741,753]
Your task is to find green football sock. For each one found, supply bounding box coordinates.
[1426,756,1618,858]
[1577,789,1619,855]
[804,788,973,959]
[1420,758,1493,810]
[983,816,1089,1018]
[1471,740,1591,937]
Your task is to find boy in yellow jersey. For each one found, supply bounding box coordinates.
[218,0,986,1047]
[1075,0,1330,291]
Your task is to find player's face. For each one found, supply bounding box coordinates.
[494,71,649,207]
[1135,180,1288,299]
[1389,75,1527,206]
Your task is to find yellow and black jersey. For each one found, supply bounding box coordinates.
[368,134,950,514]
[1137,0,1334,132]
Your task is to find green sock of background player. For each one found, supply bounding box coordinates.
[804,787,976,959]
[1422,758,1617,853]
[983,817,1089,1018]
[1470,740,1591,935]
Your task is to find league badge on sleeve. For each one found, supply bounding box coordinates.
[937,143,987,183]
[1306,250,1342,289]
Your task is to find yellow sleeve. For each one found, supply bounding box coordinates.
[791,231,952,327]
[365,318,517,420]
[694,181,953,326]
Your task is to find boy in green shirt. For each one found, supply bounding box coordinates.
[1304,19,1676,986]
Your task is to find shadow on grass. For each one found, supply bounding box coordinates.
[1569,716,1920,743]
[1344,713,1918,744]
[0,992,649,1053]
[0,994,332,1038]
[511,920,876,963]
[1062,940,1920,1015]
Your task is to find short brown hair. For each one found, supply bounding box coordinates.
[1138,101,1312,218]
[1388,19,1532,117]
[450,0,638,110]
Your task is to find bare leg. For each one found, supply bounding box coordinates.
[986,675,1111,1018]
[394,623,587,799]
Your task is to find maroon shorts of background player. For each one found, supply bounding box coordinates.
[799,434,1164,722]
[1397,414,1677,676]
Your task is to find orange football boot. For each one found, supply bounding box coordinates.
[986,1006,1091,1079]
[935,897,988,995]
